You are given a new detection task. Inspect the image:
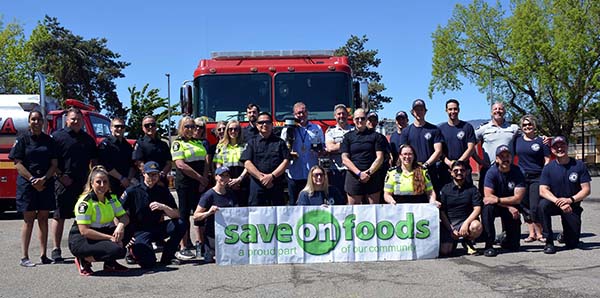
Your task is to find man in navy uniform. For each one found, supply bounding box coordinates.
[539,136,591,254]
[438,99,476,185]
[481,145,526,257]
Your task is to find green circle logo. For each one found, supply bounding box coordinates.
[295,209,340,255]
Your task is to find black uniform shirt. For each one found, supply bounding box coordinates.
[9,131,57,177]
[132,135,172,170]
[121,183,178,231]
[240,133,290,174]
[52,127,97,183]
[98,136,133,177]
[440,182,482,226]
[242,124,259,143]
[340,128,385,170]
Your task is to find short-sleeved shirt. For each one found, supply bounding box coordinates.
[121,183,178,232]
[475,121,520,165]
[325,125,353,170]
[383,168,433,198]
[52,127,98,183]
[389,130,402,165]
[171,137,207,188]
[440,182,482,226]
[98,136,133,183]
[213,143,245,168]
[515,136,550,175]
[340,128,385,170]
[242,124,259,143]
[296,186,345,206]
[439,121,476,161]
[281,123,325,180]
[240,133,291,175]
[133,135,172,170]
[399,122,444,163]
[483,164,526,201]
[199,188,237,237]
[9,131,57,177]
[540,158,591,205]
[74,192,125,229]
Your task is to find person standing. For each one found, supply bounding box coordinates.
[9,110,58,267]
[280,102,325,204]
[51,107,98,263]
[341,108,385,205]
[324,104,353,197]
[97,118,135,197]
[539,136,591,254]
[132,115,172,187]
[399,99,444,194]
[514,115,550,243]
[242,103,260,143]
[213,120,249,206]
[389,110,409,166]
[438,99,476,186]
[366,111,392,203]
[240,112,291,206]
[481,145,526,257]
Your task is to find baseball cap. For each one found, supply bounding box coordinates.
[367,111,378,121]
[395,111,408,120]
[551,136,568,146]
[144,161,160,173]
[215,166,230,176]
[495,145,511,156]
[412,99,426,109]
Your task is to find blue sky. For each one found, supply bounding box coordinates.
[1,0,509,124]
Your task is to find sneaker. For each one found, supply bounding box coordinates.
[494,232,506,245]
[20,258,36,267]
[51,248,64,263]
[40,255,53,264]
[175,249,195,260]
[103,261,129,272]
[462,240,478,255]
[484,247,498,257]
[125,248,137,265]
[74,257,93,276]
[544,243,557,254]
[557,233,565,244]
[159,258,182,266]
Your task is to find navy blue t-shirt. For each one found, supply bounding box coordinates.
[540,158,591,201]
[296,186,345,206]
[199,188,237,237]
[440,182,482,226]
[389,130,402,164]
[514,136,550,175]
[399,122,444,163]
[438,121,476,161]
[484,164,526,200]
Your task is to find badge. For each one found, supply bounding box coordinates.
[457,131,465,140]
[531,143,540,152]
[424,132,432,140]
[327,198,335,205]
[508,181,515,190]
[569,172,578,183]
[172,142,181,151]
[78,202,88,214]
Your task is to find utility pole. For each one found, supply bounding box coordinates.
[166,73,172,146]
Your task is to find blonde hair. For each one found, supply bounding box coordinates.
[82,165,111,197]
[301,165,329,197]
[220,120,242,146]
[193,117,206,139]
[176,116,195,139]
[520,114,537,128]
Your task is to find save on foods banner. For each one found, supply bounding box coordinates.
[215,204,439,265]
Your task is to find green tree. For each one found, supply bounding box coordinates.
[126,84,179,140]
[0,18,37,94]
[429,0,600,137]
[28,16,130,118]
[335,35,392,111]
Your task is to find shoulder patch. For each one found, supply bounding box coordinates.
[172,141,181,151]
[78,202,88,214]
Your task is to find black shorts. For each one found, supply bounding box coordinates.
[54,181,85,219]
[16,176,55,212]
[440,220,467,244]
[344,170,383,196]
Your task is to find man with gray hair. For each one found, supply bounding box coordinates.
[325,104,353,196]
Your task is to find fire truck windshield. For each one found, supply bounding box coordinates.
[195,74,271,122]
[89,114,111,137]
[274,72,351,121]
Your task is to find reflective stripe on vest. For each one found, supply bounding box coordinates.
[215,144,244,167]
[172,139,207,162]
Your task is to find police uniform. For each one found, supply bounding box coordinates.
[475,121,520,192]
[539,158,591,248]
[482,164,525,250]
[213,142,248,206]
[133,134,172,178]
[242,124,259,143]
[341,128,386,195]
[239,133,291,206]
[52,127,98,219]
[280,122,325,204]
[9,131,57,212]
[515,136,550,223]
[97,136,133,196]
[383,168,433,203]
[438,121,476,185]
[121,183,186,268]
[171,137,207,228]
[68,192,126,263]
[399,122,445,193]
[325,125,353,196]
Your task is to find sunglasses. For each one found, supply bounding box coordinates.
[256,120,272,125]
[228,127,240,132]
[113,124,125,129]
[522,123,533,127]
[313,172,324,177]
[354,117,366,122]
[143,122,157,129]
[217,127,226,132]
[452,169,466,173]
[195,125,205,130]
[184,124,195,129]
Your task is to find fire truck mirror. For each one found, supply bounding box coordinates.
[359,80,369,111]
[180,84,193,115]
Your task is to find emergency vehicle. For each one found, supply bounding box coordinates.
[0,95,113,212]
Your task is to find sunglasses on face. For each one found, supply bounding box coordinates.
[256,120,272,125]
[184,124,195,129]
[452,168,466,173]
[228,127,240,132]
[313,172,324,177]
[113,124,125,129]
[143,122,157,129]
[217,127,226,132]
[354,117,366,122]
[195,125,205,130]
[522,123,533,127]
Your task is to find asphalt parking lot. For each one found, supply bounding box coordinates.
[1,179,600,298]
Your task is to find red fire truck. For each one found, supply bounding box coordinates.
[180,50,368,142]
[0,95,114,212]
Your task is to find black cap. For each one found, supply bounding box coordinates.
[412,99,426,110]
[395,111,408,120]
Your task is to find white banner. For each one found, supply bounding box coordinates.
[215,204,439,265]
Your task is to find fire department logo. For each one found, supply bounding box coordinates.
[424,132,432,140]
[457,131,465,140]
[78,202,88,214]
[531,143,540,152]
[569,172,579,183]
[508,181,515,190]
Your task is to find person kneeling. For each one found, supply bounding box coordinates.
[439,161,483,256]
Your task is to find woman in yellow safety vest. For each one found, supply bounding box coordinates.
[383,144,439,206]
[68,165,129,276]
[171,116,209,259]
[213,120,249,206]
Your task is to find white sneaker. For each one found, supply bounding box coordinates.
[20,258,36,267]
[175,249,195,260]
